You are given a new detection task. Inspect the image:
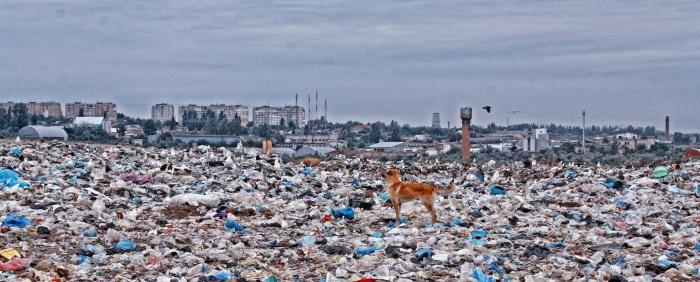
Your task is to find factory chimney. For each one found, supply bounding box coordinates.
[665,116,670,139]
[460,107,472,162]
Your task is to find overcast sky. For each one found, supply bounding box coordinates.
[1,1,699,131]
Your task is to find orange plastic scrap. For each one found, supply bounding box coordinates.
[355,279,378,282]
[0,248,21,261]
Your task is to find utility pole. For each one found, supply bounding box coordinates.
[582,110,586,154]
[324,98,327,133]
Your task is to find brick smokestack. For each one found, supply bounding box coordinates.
[665,116,670,139]
[461,107,472,162]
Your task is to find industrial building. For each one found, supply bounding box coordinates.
[282,134,339,148]
[616,133,656,151]
[521,128,550,152]
[73,117,111,133]
[17,126,68,140]
[368,142,406,153]
[296,146,336,157]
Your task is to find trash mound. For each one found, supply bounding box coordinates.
[0,142,699,281]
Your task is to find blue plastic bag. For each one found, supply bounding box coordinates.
[415,247,434,259]
[83,229,98,237]
[489,186,507,195]
[0,168,20,185]
[9,147,22,157]
[2,215,32,228]
[469,229,488,245]
[211,272,233,281]
[332,207,355,221]
[354,245,377,256]
[472,268,495,282]
[113,239,136,252]
[224,219,245,232]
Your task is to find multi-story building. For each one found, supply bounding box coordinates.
[432,113,440,128]
[177,104,249,124]
[0,102,62,118]
[65,102,117,122]
[283,106,305,128]
[151,103,175,122]
[253,105,305,127]
[253,106,283,127]
[177,104,207,122]
[208,104,249,123]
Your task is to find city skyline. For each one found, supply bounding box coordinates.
[1,1,699,130]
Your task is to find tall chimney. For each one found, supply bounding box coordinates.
[460,107,472,162]
[665,116,670,139]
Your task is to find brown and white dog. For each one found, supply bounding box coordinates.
[382,168,455,224]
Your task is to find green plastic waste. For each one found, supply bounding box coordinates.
[652,166,669,179]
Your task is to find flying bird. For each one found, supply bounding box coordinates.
[482,106,492,113]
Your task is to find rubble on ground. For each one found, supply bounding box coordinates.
[0,141,699,281]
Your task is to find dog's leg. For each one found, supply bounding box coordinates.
[392,200,402,226]
[422,197,438,223]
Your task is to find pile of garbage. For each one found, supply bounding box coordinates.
[1,141,699,281]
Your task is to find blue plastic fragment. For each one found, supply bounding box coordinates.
[489,262,506,275]
[83,229,98,237]
[302,167,312,175]
[224,219,245,232]
[370,231,383,238]
[473,172,485,182]
[388,218,408,228]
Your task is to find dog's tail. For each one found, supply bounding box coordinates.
[436,179,456,195]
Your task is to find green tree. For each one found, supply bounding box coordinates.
[11,103,28,130]
[168,116,177,130]
[143,119,157,135]
[368,123,381,143]
[0,108,9,129]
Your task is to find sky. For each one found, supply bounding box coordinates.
[1,1,699,132]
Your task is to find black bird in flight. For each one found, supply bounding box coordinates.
[483,106,492,113]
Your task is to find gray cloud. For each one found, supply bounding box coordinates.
[1,0,699,131]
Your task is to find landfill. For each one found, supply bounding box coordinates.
[1,141,699,281]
